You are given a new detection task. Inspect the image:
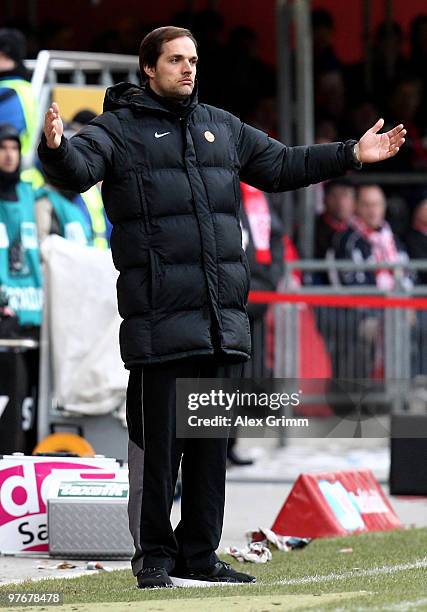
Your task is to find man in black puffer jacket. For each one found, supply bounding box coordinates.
[38,26,406,588]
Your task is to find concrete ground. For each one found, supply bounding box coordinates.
[1,439,426,586]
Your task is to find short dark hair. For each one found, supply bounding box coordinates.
[0,123,21,148]
[139,26,197,83]
[71,109,97,125]
[324,178,355,197]
[0,28,26,65]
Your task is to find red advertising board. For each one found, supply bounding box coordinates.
[272,469,402,538]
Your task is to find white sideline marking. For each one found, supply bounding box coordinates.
[169,558,427,589]
[277,557,427,585]
[170,576,252,588]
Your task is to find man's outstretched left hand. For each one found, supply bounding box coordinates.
[355,118,406,164]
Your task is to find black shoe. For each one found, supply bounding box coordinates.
[227,449,254,466]
[175,560,256,584]
[137,567,173,589]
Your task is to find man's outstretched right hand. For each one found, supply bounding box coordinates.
[44,102,63,149]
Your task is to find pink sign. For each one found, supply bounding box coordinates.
[0,457,116,553]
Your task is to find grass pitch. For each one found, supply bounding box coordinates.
[0,527,426,611]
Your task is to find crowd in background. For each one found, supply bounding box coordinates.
[3,9,427,158]
[0,26,112,338]
[1,9,427,381]
[3,7,427,231]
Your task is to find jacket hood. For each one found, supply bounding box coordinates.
[103,81,198,114]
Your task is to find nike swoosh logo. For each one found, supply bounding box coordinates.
[155,131,171,138]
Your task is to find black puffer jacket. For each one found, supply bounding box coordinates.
[38,82,360,367]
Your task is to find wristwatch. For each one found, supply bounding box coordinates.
[353,142,362,165]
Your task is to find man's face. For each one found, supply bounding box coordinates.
[356,186,386,229]
[145,36,198,99]
[0,139,20,173]
[324,186,355,222]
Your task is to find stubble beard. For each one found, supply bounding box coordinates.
[149,77,194,100]
[169,83,193,100]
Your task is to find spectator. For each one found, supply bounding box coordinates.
[344,21,409,118]
[315,68,349,137]
[371,21,410,111]
[409,14,427,136]
[404,191,427,375]
[315,178,356,262]
[243,95,278,138]
[313,179,356,373]
[34,109,104,246]
[0,123,91,333]
[0,124,42,335]
[405,192,427,285]
[240,183,284,312]
[348,100,380,141]
[328,185,411,378]
[409,15,427,98]
[384,76,427,172]
[3,18,40,59]
[315,117,338,144]
[60,109,112,249]
[67,110,98,134]
[35,184,93,246]
[311,9,341,76]
[39,21,78,53]
[313,119,339,213]
[332,184,410,289]
[312,11,348,136]
[0,28,38,157]
[224,26,275,118]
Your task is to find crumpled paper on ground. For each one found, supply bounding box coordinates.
[225,527,311,563]
[37,562,78,570]
[225,541,272,564]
